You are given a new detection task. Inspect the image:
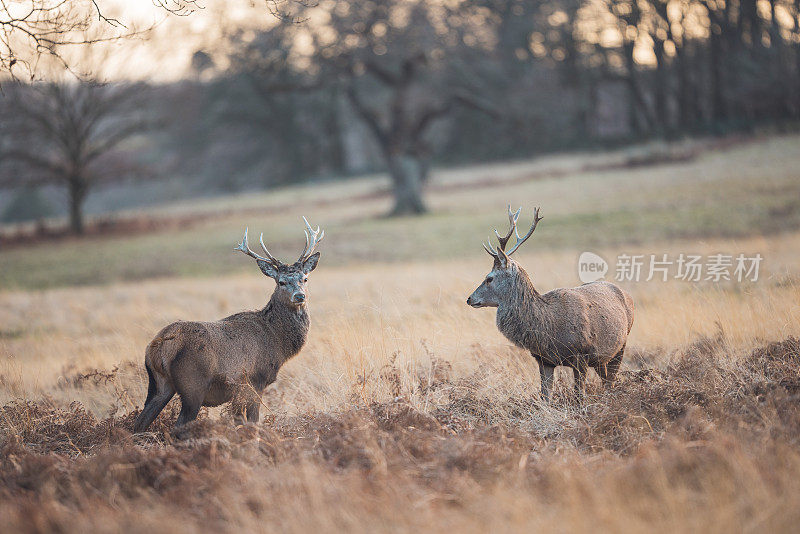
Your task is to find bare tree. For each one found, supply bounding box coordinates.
[0,79,150,233]
[0,1,179,78]
[230,0,500,216]
[0,1,296,79]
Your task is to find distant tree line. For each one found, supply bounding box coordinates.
[213,0,800,214]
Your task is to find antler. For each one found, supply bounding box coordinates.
[297,216,324,263]
[235,217,324,267]
[483,205,543,259]
[234,227,280,265]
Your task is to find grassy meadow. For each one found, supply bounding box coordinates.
[1,134,800,532]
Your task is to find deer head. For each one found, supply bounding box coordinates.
[235,217,324,306]
[467,205,542,308]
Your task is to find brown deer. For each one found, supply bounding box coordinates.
[133,217,324,432]
[467,206,634,400]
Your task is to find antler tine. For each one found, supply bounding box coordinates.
[297,216,325,263]
[483,237,498,257]
[505,206,543,256]
[492,204,521,251]
[481,206,543,259]
[235,227,276,264]
[258,232,280,265]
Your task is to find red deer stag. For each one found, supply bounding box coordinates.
[467,206,634,400]
[133,217,324,432]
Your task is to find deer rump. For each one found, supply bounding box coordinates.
[150,318,280,406]
[134,318,280,433]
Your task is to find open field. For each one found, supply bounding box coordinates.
[2,134,800,289]
[1,135,800,532]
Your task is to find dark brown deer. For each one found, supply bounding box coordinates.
[133,217,324,432]
[467,206,634,400]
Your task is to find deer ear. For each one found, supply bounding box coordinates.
[302,252,320,274]
[257,260,279,279]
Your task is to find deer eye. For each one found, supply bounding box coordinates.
[486,276,493,284]
[278,280,286,286]
[303,277,308,282]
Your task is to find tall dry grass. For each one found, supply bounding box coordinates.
[1,335,799,533]
[1,234,799,531]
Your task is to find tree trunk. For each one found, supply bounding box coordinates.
[796,1,800,115]
[709,28,728,127]
[326,90,347,174]
[740,0,761,47]
[653,37,670,137]
[768,0,792,118]
[674,45,695,131]
[623,41,641,135]
[623,40,653,135]
[387,154,427,216]
[68,176,88,235]
[579,77,599,140]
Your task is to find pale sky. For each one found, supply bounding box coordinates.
[61,0,276,81]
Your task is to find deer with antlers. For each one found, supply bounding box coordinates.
[467,207,634,401]
[133,217,324,432]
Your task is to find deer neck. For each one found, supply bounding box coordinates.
[496,266,546,351]
[260,291,310,359]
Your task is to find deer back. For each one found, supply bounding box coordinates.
[498,271,632,366]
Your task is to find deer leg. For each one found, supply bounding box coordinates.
[175,393,204,428]
[245,401,260,423]
[228,383,262,425]
[143,364,157,407]
[573,360,588,400]
[171,354,211,429]
[133,380,175,433]
[229,400,247,425]
[231,381,262,425]
[134,365,175,433]
[134,389,175,433]
[537,359,556,401]
[600,345,625,386]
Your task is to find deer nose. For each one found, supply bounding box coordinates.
[466,296,473,305]
[292,293,306,303]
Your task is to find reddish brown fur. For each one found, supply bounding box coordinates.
[133,231,321,432]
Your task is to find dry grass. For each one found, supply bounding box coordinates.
[1,230,799,532]
[1,336,799,533]
[2,136,800,532]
